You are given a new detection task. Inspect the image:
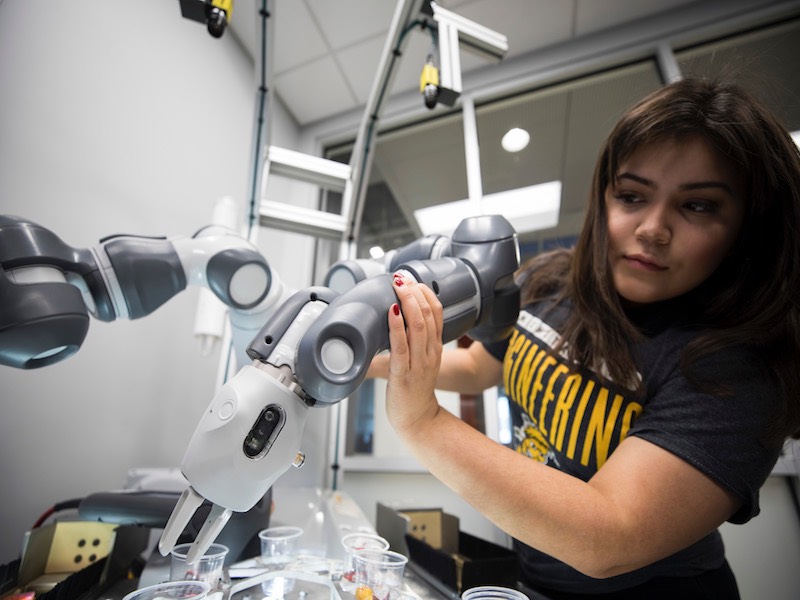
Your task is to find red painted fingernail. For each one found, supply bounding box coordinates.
[392,303,400,316]
[393,274,404,287]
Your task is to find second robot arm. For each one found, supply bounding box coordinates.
[0,216,288,370]
[159,214,521,563]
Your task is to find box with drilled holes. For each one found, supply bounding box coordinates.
[16,521,118,594]
[376,503,518,593]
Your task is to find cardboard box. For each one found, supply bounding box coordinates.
[18,522,117,593]
[376,503,518,593]
[13,522,150,596]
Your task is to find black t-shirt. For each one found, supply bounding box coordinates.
[483,298,783,594]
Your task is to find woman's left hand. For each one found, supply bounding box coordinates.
[384,271,444,438]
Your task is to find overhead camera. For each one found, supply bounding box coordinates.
[422,83,439,110]
[419,59,440,110]
[206,5,228,38]
[179,0,233,39]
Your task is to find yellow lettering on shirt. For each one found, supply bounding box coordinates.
[518,347,545,414]
[504,331,527,389]
[552,372,581,451]
[540,362,569,437]
[621,402,643,439]
[566,380,595,460]
[581,390,623,468]
[500,319,643,470]
[513,337,534,391]
[531,355,558,435]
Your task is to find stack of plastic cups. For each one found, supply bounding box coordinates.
[258,525,304,599]
[169,543,229,590]
[352,548,408,600]
[341,532,390,588]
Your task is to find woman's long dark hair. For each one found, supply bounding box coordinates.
[522,78,800,440]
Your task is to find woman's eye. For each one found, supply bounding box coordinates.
[613,191,640,204]
[683,200,717,214]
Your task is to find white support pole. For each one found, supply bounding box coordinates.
[437,18,463,105]
[462,96,483,206]
[343,0,426,257]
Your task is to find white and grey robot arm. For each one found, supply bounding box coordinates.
[0,215,285,370]
[323,232,453,294]
[179,225,291,369]
[159,214,521,564]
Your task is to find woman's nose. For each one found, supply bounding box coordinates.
[634,207,671,244]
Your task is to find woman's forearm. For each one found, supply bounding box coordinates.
[393,406,737,579]
[392,404,620,576]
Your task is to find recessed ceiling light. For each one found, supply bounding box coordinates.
[501,127,530,152]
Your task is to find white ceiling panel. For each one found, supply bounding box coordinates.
[335,37,393,106]
[273,55,357,124]
[272,0,330,74]
[305,0,398,50]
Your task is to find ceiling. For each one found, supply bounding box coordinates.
[229,0,710,127]
[227,0,800,258]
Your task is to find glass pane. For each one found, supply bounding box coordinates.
[325,146,421,258]
[345,381,375,456]
[475,60,663,257]
[374,111,469,210]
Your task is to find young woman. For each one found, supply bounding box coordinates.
[370,78,800,599]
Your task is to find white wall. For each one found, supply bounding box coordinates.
[0,0,333,566]
[720,477,800,600]
[0,0,257,564]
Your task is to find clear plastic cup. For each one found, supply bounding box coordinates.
[169,543,229,589]
[341,532,390,583]
[352,549,408,600]
[122,580,211,600]
[462,586,530,600]
[258,525,304,599]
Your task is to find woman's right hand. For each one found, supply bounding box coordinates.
[383,271,444,438]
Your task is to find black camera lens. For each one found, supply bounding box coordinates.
[207,7,227,38]
[243,405,283,458]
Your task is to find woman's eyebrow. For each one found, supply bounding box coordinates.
[680,181,735,195]
[616,172,734,196]
[616,172,655,188]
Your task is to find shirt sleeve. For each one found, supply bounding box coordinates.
[482,336,509,363]
[629,343,783,524]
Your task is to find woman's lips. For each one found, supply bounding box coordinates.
[624,254,668,271]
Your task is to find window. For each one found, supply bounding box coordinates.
[327,17,800,470]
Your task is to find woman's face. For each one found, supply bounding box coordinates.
[605,136,745,306]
